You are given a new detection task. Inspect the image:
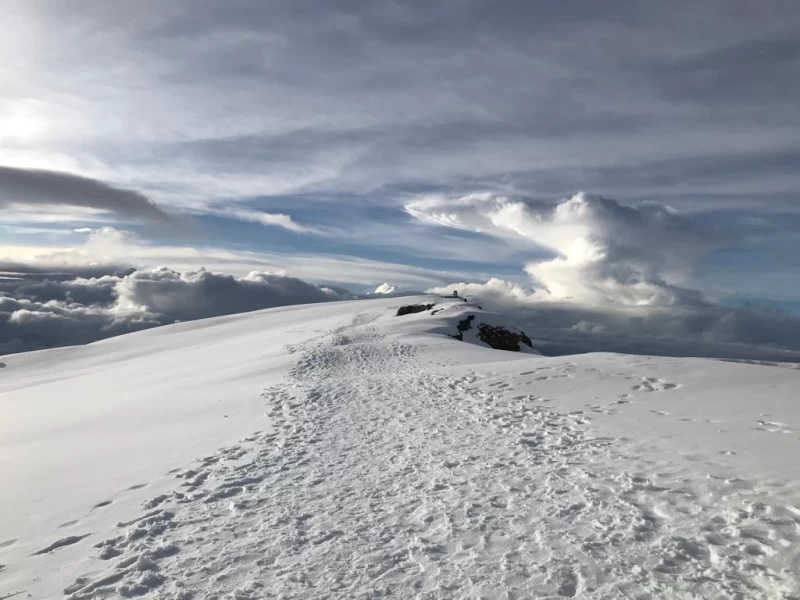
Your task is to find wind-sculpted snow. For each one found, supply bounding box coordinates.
[1,297,799,598]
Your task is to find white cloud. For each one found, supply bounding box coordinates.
[0,265,356,354]
[428,278,544,303]
[3,263,800,363]
[410,192,726,306]
[0,227,475,290]
[373,283,398,295]
[112,266,353,321]
[216,207,322,234]
[426,277,800,362]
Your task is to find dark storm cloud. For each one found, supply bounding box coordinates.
[0,166,178,225]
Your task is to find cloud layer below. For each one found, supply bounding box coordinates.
[428,278,800,362]
[0,266,353,355]
[2,260,799,365]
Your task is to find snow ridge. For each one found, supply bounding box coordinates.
[3,305,800,598]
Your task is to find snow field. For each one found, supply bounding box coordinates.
[1,297,799,598]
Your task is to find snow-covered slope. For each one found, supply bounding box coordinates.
[1,296,799,599]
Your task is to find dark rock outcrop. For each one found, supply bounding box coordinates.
[477,324,533,352]
[449,313,532,351]
[396,303,435,317]
[450,315,476,340]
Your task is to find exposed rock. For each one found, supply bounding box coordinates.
[450,315,476,341]
[477,324,533,352]
[396,304,435,317]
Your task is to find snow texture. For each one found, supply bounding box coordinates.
[1,296,799,599]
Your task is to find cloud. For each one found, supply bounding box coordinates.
[216,207,322,234]
[428,278,800,363]
[2,260,799,363]
[1,2,798,307]
[0,226,478,291]
[0,165,179,227]
[4,1,799,213]
[419,192,800,361]
[0,265,355,355]
[429,278,545,304]
[114,266,352,321]
[409,192,728,306]
[373,283,398,295]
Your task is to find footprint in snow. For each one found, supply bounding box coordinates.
[755,419,792,434]
[554,566,579,597]
[33,534,90,555]
[58,520,80,529]
[632,377,679,392]
[142,494,170,509]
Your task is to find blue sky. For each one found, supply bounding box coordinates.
[1,0,799,306]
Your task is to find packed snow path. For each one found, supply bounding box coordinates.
[4,306,800,599]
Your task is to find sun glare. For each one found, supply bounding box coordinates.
[0,104,47,141]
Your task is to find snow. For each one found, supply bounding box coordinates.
[1,296,799,598]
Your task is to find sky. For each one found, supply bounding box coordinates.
[2,1,800,356]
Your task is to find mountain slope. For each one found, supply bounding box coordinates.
[1,296,799,599]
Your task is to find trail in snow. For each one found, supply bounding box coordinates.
[7,311,800,599]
